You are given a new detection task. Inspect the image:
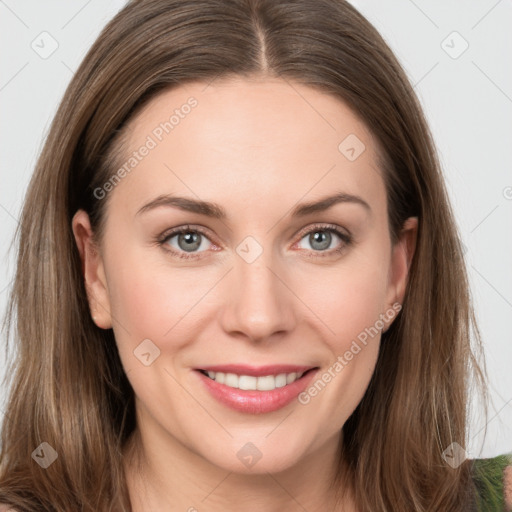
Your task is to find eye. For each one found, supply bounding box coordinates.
[156,223,352,260]
[294,223,352,257]
[157,225,216,260]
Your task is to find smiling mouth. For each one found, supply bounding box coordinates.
[197,368,318,391]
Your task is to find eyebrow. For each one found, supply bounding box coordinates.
[135,191,371,219]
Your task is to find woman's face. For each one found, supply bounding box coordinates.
[73,77,416,475]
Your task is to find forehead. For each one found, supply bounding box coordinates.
[111,77,386,218]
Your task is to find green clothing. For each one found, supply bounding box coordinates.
[472,453,512,511]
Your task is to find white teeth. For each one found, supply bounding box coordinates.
[256,375,277,391]
[202,370,306,390]
[286,372,297,384]
[224,373,238,388]
[238,375,257,390]
[275,373,287,388]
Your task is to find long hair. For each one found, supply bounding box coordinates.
[0,0,489,510]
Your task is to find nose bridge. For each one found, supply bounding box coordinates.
[219,236,296,342]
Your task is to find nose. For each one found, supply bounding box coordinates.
[218,247,297,344]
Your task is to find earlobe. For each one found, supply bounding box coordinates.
[71,209,112,329]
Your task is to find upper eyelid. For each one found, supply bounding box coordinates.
[295,222,350,239]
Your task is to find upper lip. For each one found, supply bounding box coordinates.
[196,364,318,377]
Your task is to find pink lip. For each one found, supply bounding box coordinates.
[194,367,319,414]
[196,364,316,377]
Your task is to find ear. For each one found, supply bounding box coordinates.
[71,209,112,329]
[383,216,418,330]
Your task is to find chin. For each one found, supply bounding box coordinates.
[200,436,308,475]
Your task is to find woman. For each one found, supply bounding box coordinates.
[0,0,510,510]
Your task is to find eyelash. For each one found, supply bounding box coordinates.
[155,223,353,261]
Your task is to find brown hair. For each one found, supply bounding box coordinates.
[0,0,489,510]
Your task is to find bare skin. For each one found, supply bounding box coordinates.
[72,76,417,512]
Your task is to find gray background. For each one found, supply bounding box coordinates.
[1,1,511,458]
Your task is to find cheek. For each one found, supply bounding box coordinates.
[295,260,387,421]
[294,252,390,346]
[105,247,213,365]
[110,264,193,330]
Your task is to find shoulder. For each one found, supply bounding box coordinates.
[505,464,512,510]
[471,453,512,509]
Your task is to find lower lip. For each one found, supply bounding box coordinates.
[194,369,319,414]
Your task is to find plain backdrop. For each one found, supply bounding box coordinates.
[0,0,511,459]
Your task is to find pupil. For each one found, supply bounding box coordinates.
[179,232,200,252]
[311,231,330,250]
